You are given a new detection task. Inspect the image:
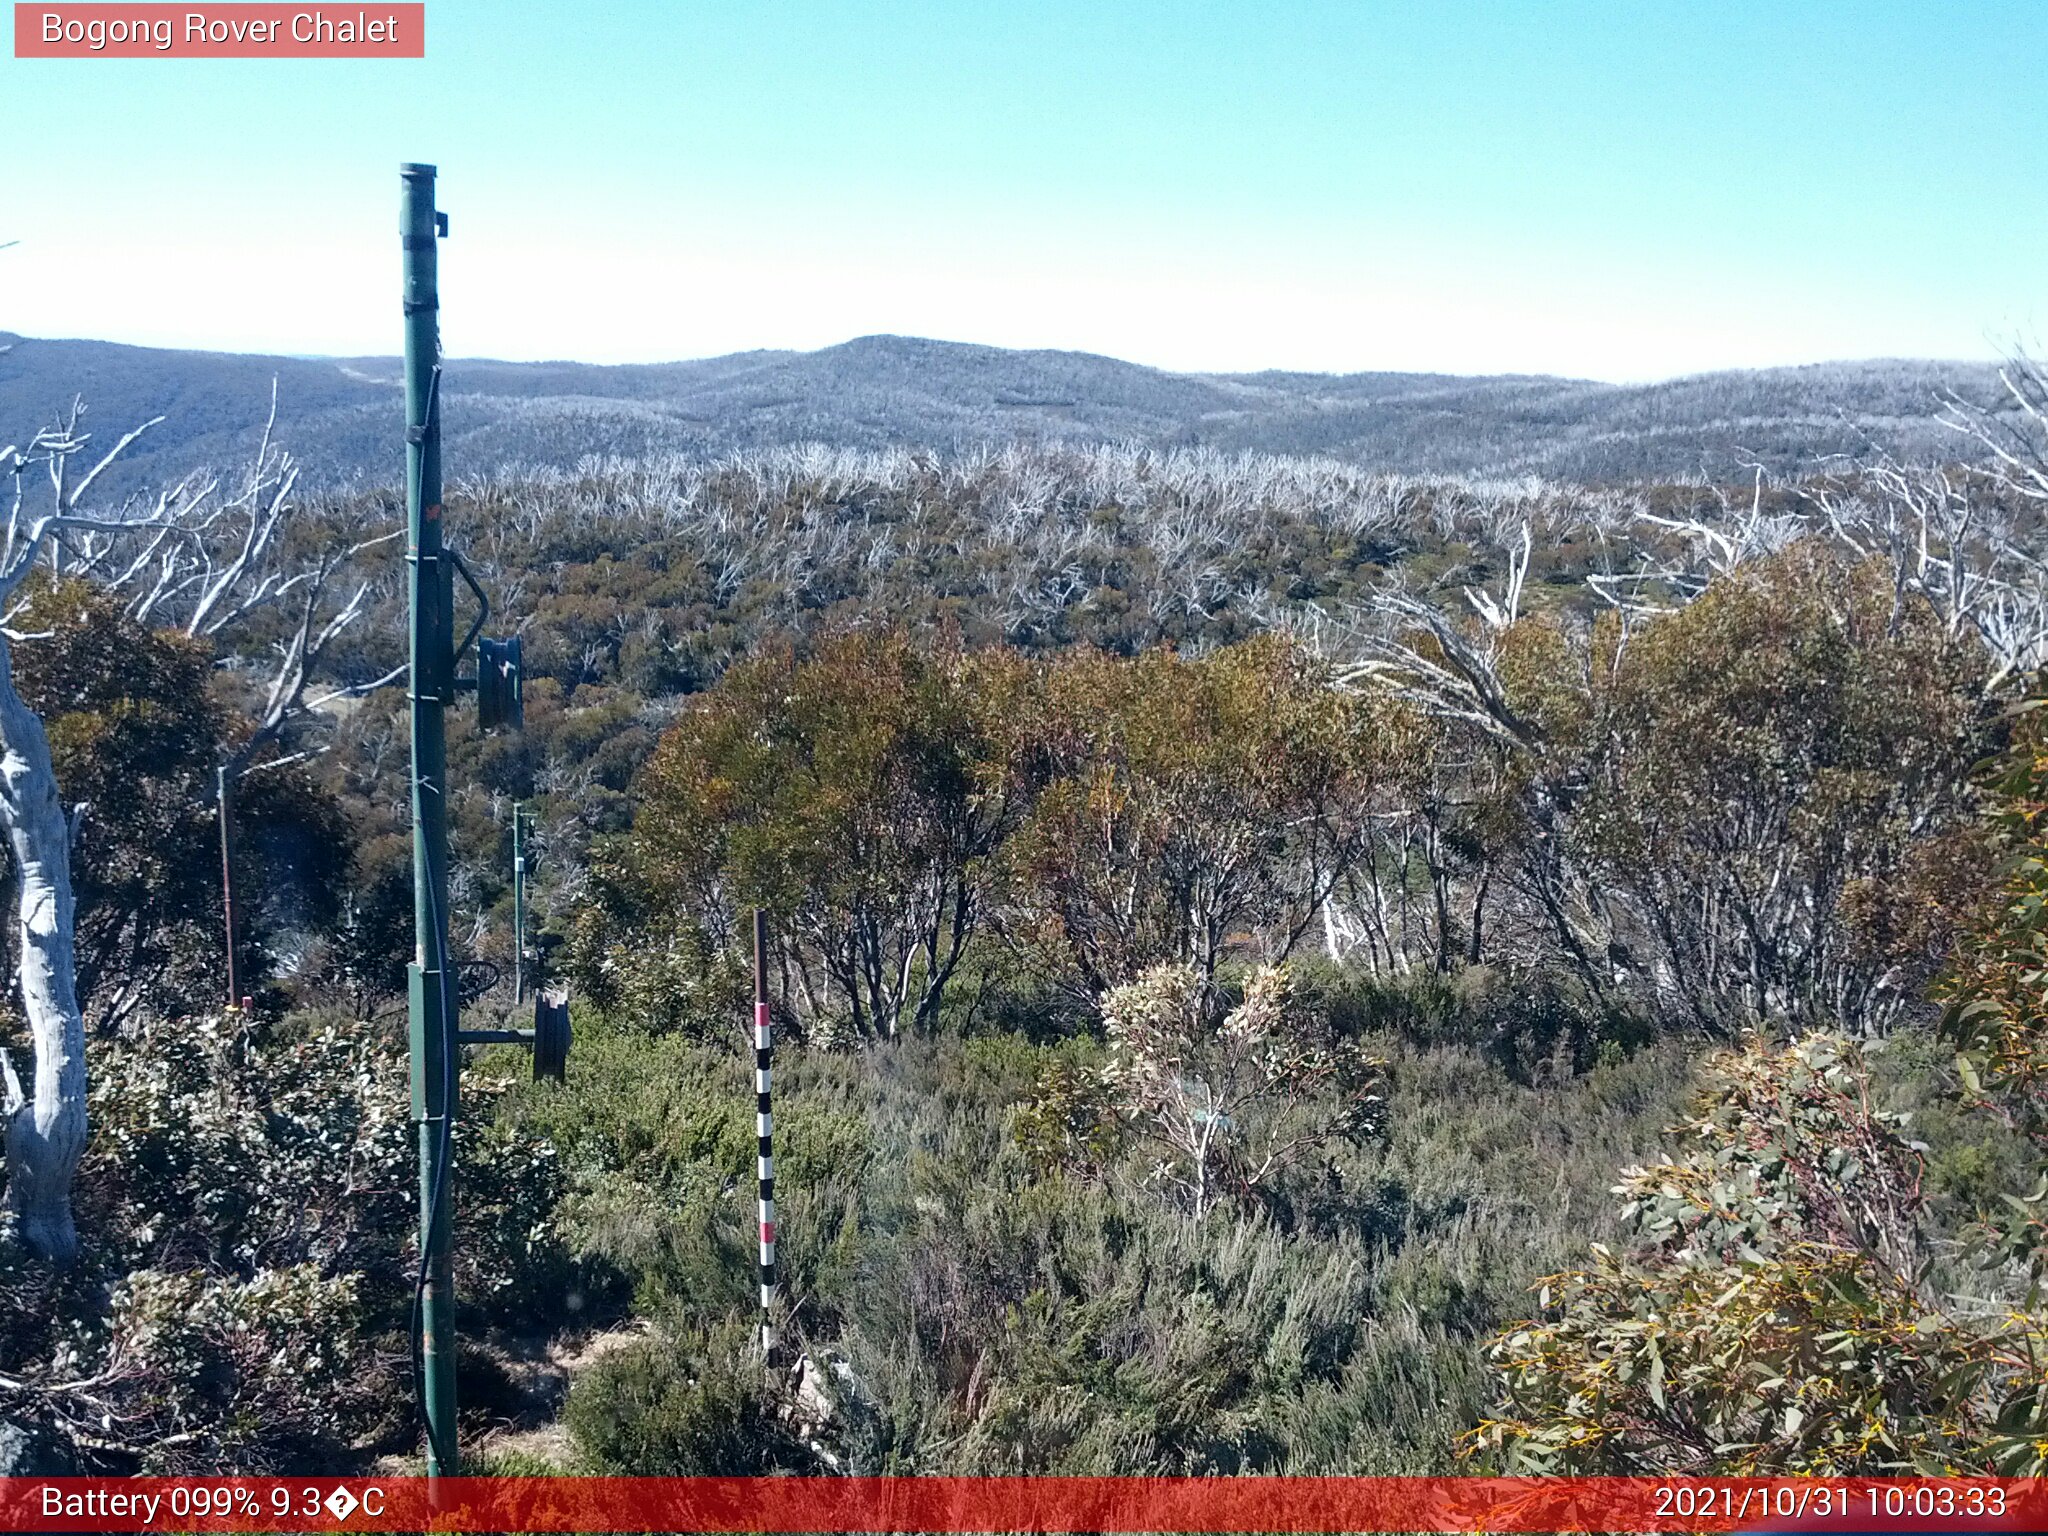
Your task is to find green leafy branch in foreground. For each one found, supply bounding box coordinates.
[1471,1032,2048,1474]
[1943,700,2048,1263]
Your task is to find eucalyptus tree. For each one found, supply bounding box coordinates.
[1005,634,1389,1001]
[1307,495,2007,1031]
[608,628,1041,1041]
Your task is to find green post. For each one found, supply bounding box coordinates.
[401,161,458,1479]
[512,806,527,1006]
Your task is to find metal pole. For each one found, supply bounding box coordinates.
[754,909,777,1357]
[512,806,526,1006]
[217,765,238,1010]
[401,161,458,1479]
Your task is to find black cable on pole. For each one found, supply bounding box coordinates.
[409,865,457,1473]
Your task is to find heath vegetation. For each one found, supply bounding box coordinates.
[2,358,2048,1473]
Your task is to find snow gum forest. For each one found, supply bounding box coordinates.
[5,347,2048,1477]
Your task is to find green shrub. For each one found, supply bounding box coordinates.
[567,1317,806,1473]
[0,1008,586,1469]
[101,1265,363,1471]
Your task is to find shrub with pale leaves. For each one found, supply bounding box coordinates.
[1084,962,1384,1216]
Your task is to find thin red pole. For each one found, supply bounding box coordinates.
[218,765,239,1010]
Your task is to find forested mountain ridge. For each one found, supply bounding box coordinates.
[0,329,2007,493]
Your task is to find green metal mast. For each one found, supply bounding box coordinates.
[401,161,458,1479]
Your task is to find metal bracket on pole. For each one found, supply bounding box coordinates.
[448,546,490,663]
[455,988,568,1083]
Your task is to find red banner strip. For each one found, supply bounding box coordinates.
[14,5,424,58]
[0,1476,2043,1533]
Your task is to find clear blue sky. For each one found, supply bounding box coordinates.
[5,0,2043,379]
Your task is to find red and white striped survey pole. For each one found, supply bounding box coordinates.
[752,909,777,1355]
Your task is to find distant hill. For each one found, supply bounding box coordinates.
[0,330,2009,495]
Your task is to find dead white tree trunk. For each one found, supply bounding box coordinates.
[0,420,110,1262]
[0,630,83,1263]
